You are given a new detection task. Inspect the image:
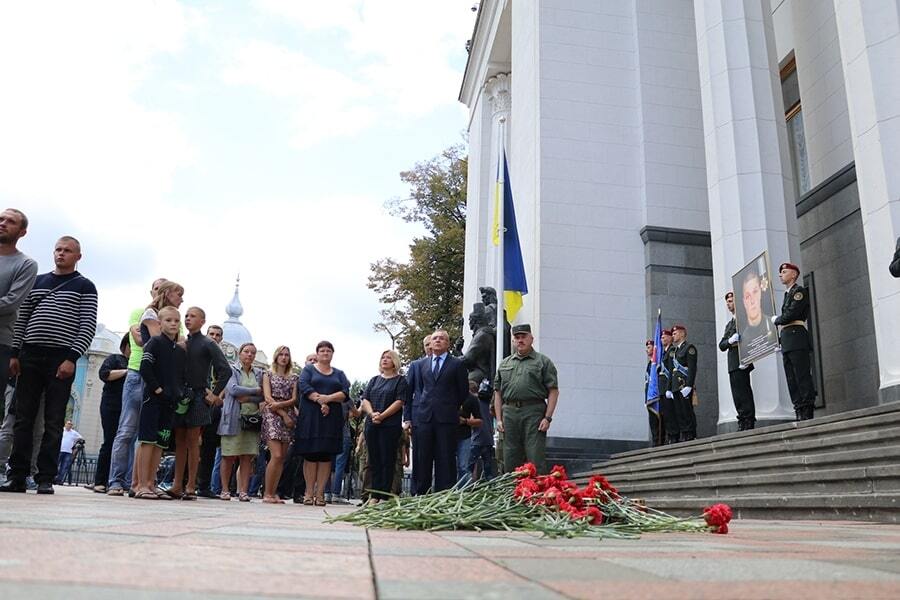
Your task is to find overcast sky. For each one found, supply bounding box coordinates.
[0,1,476,382]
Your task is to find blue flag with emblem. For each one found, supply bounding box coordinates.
[646,310,663,414]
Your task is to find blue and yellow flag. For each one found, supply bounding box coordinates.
[492,152,528,321]
[646,310,663,414]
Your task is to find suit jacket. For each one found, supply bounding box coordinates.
[406,354,468,425]
[719,317,753,373]
[775,283,812,352]
[891,237,900,278]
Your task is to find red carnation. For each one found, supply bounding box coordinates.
[514,463,538,478]
[703,503,733,534]
[549,464,568,480]
[585,506,603,525]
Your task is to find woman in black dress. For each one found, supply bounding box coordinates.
[360,350,408,503]
[295,340,350,506]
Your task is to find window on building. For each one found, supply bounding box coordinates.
[781,56,811,197]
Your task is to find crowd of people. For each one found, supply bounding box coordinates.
[0,207,564,499]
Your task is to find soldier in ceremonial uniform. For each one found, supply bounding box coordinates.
[658,329,680,445]
[667,324,697,441]
[644,340,664,446]
[493,324,559,474]
[719,291,755,430]
[773,262,816,420]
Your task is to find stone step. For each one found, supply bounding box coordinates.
[592,407,900,473]
[594,444,900,486]
[591,428,900,480]
[638,492,900,523]
[618,464,900,498]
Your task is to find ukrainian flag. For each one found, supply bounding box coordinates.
[492,152,528,321]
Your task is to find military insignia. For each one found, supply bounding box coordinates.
[688,347,696,355]
[793,292,804,301]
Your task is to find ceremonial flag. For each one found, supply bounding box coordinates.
[492,151,528,321]
[646,310,663,414]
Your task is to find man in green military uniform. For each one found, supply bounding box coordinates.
[493,324,559,474]
[668,324,697,441]
[773,262,817,420]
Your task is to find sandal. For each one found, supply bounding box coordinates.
[155,489,175,500]
[302,496,314,505]
[134,490,158,500]
[314,497,326,507]
[219,492,232,501]
[182,491,197,501]
[238,492,251,502]
[262,496,284,504]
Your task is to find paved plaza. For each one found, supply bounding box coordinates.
[0,486,899,599]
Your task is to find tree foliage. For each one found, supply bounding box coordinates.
[368,145,467,364]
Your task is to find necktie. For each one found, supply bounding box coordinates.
[433,356,442,375]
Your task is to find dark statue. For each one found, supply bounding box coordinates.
[462,303,495,387]
[479,286,510,358]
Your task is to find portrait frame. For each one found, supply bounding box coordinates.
[732,251,779,365]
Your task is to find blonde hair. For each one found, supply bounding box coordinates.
[379,349,401,374]
[158,306,180,320]
[148,281,184,311]
[271,345,292,376]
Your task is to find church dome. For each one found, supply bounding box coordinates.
[222,276,253,348]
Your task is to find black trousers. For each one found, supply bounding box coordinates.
[196,405,221,493]
[660,395,679,440]
[8,348,75,483]
[94,405,121,486]
[367,423,401,499]
[783,350,816,409]
[647,409,663,446]
[277,451,304,499]
[412,422,456,495]
[728,369,755,423]
[670,389,695,438]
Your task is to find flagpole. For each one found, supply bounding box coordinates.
[495,116,507,376]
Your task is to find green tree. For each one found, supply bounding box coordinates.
[369,145,467,364]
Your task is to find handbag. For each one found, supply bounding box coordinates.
[240,413,262,431]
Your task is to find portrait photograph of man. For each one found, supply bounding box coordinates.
[732,251,779,364]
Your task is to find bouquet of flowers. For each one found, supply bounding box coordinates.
[328,463,733,539]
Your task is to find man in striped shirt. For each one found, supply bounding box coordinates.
[0,236,97,494]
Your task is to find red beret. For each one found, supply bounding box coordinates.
[779,262,800,274]
[662,329,673,336]
[672,324,686,333]
[645,339,653,345]
[724,291,734,300]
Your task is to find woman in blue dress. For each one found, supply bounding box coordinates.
[294,340,350,506]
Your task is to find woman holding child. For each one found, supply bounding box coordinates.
[261,346,298,504]
[217,342,263,502]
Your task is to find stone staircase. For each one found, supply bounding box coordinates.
[575,402,900,523]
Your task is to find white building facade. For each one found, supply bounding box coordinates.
[460,0,900,454]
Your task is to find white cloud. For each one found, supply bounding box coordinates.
[233,0,475,145]
[0,1,197,229]
[222,41,376,148]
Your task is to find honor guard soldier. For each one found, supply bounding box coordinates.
[719,292,755,430]
[773,262,816,420]
[668,324,697,441]
[493,324,559,474]
[658,329,680,445]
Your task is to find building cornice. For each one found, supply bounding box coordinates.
[458,0,506,108]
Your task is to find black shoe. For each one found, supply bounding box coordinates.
[197,489,217,499]
[36,482,54,495]
[799,406,814,421]
[0,479,27,493]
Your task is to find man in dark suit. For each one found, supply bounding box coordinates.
[406,329,468,494]
[719,291,755,430]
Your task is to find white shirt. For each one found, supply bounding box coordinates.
[60,429,82,453]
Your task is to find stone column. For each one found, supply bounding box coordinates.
[482,73,511,288]
[693,0,797,424]
[833,0,900,403]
